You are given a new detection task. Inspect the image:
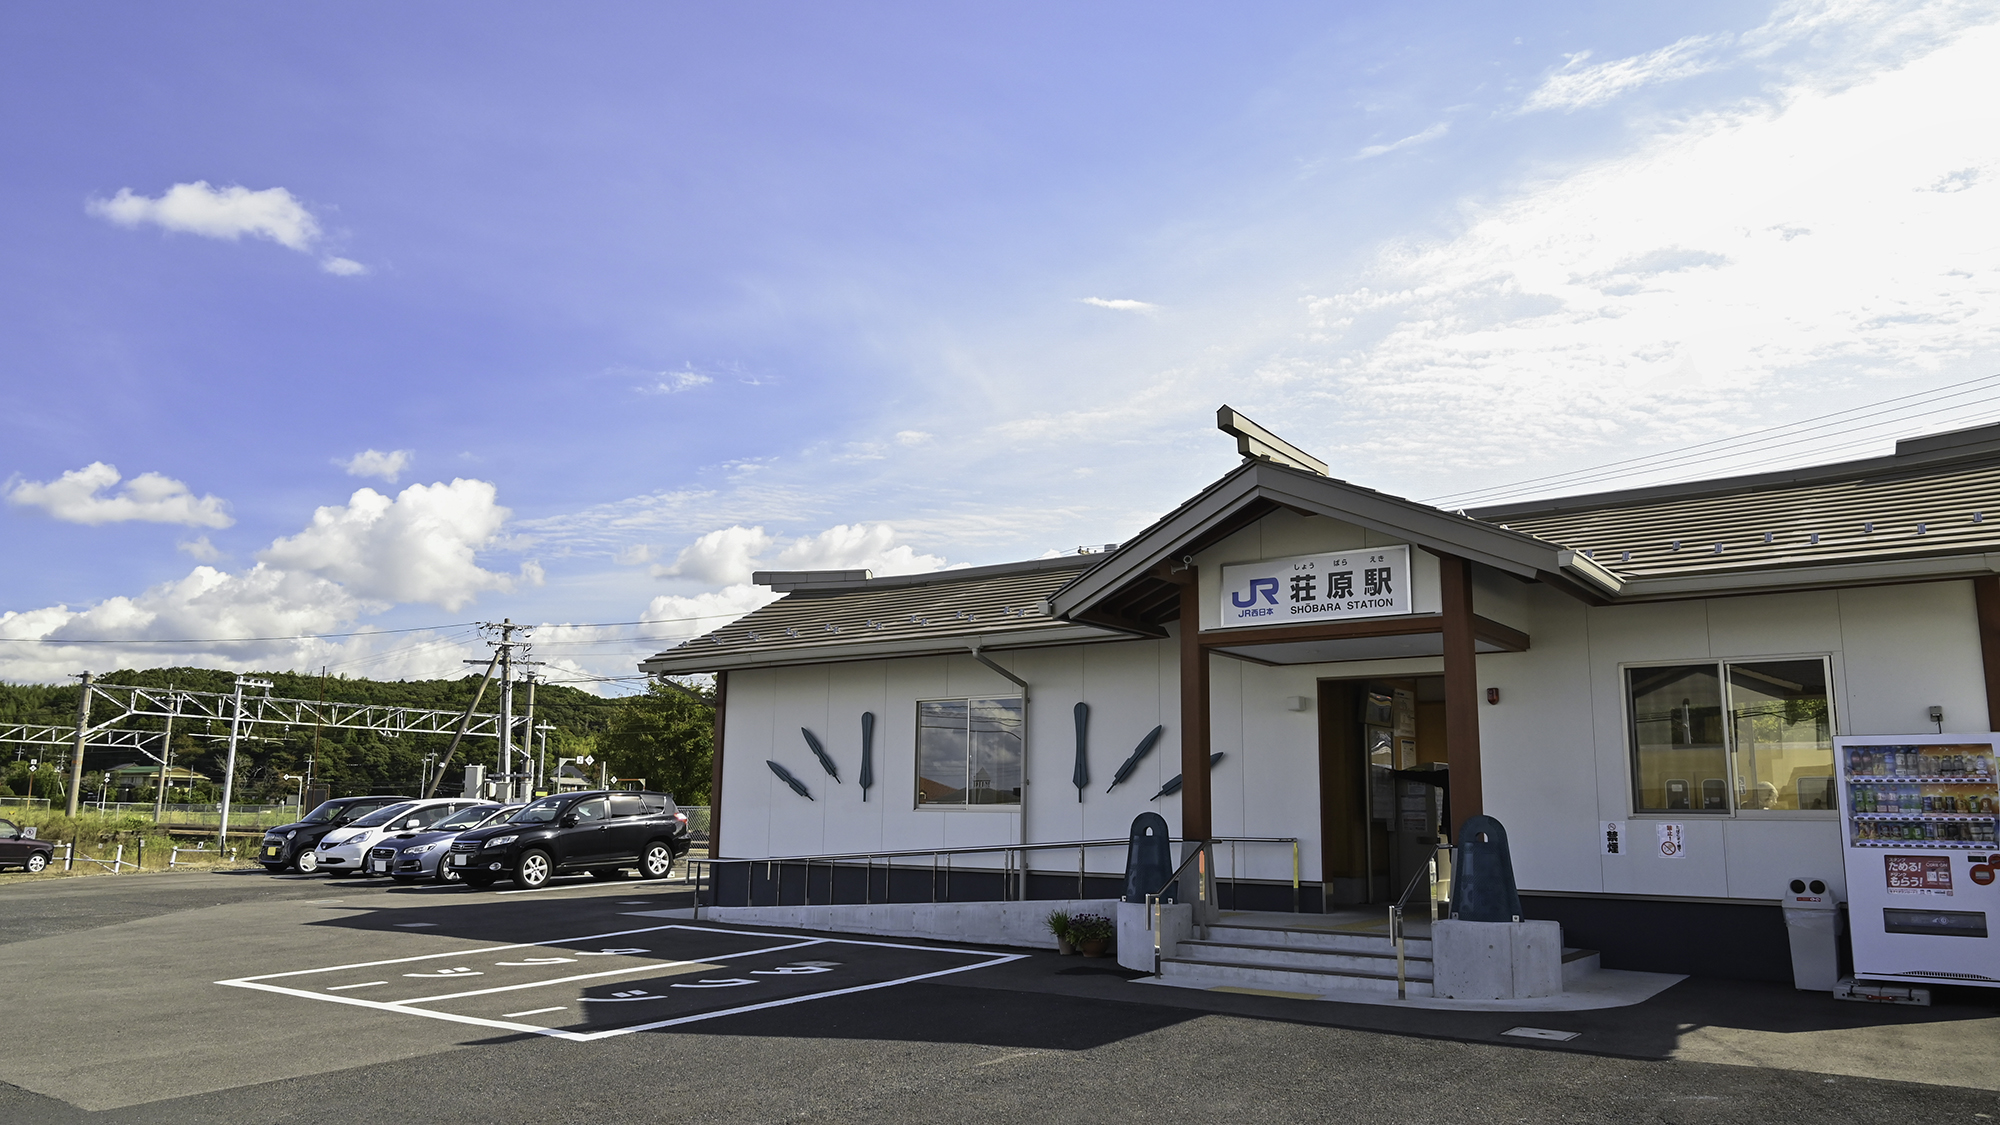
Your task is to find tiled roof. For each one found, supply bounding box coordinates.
[638,555,1117,674]
[1473,437,2000,581]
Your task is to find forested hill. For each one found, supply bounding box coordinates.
[0,667,615,731]
[0,668,715,806]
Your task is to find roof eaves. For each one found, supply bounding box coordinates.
[1049,460,1570,619]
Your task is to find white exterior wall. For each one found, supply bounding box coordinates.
[717,503,1990,908]
[1481,578,1988,904]
[719,639,1190,876]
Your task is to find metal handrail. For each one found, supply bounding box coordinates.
[686,833,1296,913]
[1389,841,1454,1000]
[1144,840,1214,974]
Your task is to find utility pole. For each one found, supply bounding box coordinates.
[153,687,177,821]
[66,672,91,816]
[220,676,273,850]
[519,671,537,802]
[499,620,515,801]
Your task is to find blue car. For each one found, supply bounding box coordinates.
[377,803,520,883]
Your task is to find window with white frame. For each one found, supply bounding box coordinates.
[1626,658,1835,814]
[916,696,1024,808]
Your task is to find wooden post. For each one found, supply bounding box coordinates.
[1179,578,1212,844]
[709,671,729,858]
[1975,576,2000,731]
[1438,553,1483,840]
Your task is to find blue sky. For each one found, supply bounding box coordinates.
[3,1,1998,688]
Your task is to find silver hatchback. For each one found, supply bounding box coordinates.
[380,803,522,883]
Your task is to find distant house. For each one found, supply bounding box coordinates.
[108,764,207,796]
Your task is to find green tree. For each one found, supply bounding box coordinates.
[603,681,714,804]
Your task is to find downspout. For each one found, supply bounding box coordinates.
[970,645,1031,895]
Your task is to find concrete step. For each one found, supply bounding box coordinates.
[1176,938,1435,979]
[1161,956,1434,997]
[1561,948,1600,986]
[1205,923,1430,958]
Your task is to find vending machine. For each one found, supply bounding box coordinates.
[1835,733,2000,988]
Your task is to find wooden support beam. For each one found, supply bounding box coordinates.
[1179,578,1213,843]
[1976,576,2000,731]
[1197,613,1528,653]
[1439,553,1483,840]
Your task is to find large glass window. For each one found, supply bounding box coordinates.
[916,697,1024,808]
[1627,658,1834,814]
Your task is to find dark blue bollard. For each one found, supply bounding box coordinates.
[1451,814,1522,923]
[1123,812,1173,902]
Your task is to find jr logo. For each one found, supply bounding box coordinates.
[1231,578,1280,608]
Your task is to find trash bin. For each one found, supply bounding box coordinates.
[1781,877,1840,991]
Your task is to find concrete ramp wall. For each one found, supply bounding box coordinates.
[699,899,1120,950]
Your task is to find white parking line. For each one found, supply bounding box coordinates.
[503,1006,568,1018]
[218,924,1025,1043]
[327,981,386,991]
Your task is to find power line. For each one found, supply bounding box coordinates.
[0,607,762,648]
[1425,372,2000,508]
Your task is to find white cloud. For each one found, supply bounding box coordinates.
[1080,297,1158,312]
[655,526,774,585]
[340,448,414,483]
[1355,121,1450,159]
[895,430,933,446]
[639,369,715,394]
[1522,36,1722,113]
[7,462,233,528]
[0,478,527,682]
[1301,18,2000,480]
[259,479,515,611]
[177,536,221,562]
[654,522,948,586]
[638,584,782,645]
[87,181,363,275]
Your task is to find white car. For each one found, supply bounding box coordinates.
[311,799,483,875]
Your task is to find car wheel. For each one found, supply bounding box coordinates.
[437,865,461,884]
[640,841,675,880]
[514,849,553,890]
[294,850,320,874]
[463,872,495,888]
[589,868,627,881]
[26,852,49,874]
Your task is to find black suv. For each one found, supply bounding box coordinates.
[446,790,689,889]
[259,795,414,873]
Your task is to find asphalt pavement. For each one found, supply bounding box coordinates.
[2,870,1996,1124]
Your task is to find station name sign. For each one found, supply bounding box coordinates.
[1217,545,1412,628]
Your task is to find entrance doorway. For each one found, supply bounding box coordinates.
[1316,675,1449,906]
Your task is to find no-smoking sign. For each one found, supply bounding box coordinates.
[1656,822,1686,860]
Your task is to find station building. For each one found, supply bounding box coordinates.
[641,411,2000,980]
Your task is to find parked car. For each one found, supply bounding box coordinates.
[376,802,518,883]
[261,795,415,873]
[314,799,487,875]
[446,790,690,889]
[0,818,56,873]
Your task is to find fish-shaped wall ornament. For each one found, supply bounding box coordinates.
[859,712,875,801]
[767,760,814,800]
[1149,752,1227,801]
[1071,702,1090,801]
[1105,725,1165,793]
[801,727,841,782]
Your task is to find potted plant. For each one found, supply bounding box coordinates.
[1067,912,1115,958]
[1045,909,1076,955]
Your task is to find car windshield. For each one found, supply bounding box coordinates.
[510,797,572,824]
[349,802,418,828]
[433,806,495,831]
[300,801,346,823]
